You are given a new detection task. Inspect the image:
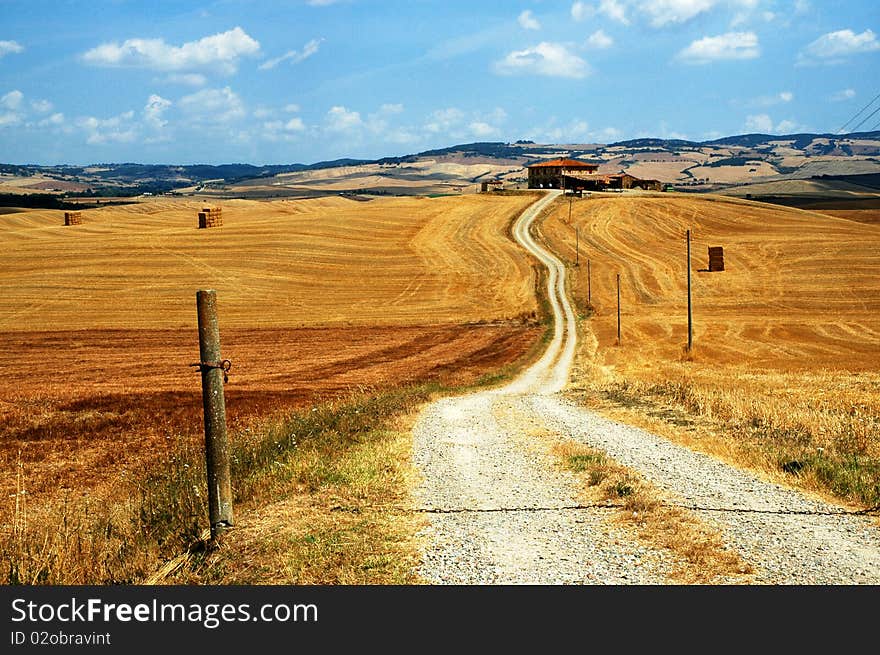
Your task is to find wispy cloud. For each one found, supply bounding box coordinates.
[518,10,541,31]
[641,0,716,28]
[493,42,589,79]
[744,113,801,134]
[830,88,856,102]
[82,27,260,74]
[798,28,880,65]
[586,30,614,50]
[677,31,760,64]
[326,105,363,132]
[259,38,324,70]
[747,91,793,107]
[161,73,208,86]
[0,40,24,57]
[179,86,246,123]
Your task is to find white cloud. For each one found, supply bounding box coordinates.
[425,107,465,134]
[749,91,793,106]
[470,121,499,137]
[599,0,630,25]
[831,88,856,101]
[775,119,799,133]
[30,99,53,113]
[77,110,138,144]
[794,0,810,14]
[800,29,880,64]
[571,1,594,21]
[493,42,589,79]
[640,0,716,28]
[162,73,208,86]
[0,40,23,57]
[259,38,323,70]
[380,103,404,114]
[82,27,260,74]
[1,90,24,110]
[326,105,362,131]
[0,112,21,127]
[38,112,64,127]
[744,113,800,134]
[144,94,172,129]
[285,117,305,131]
[285,103,301,113]
[586,30,614,49]
[677,31,760,63]
[179,86,246,123]
[518,10,541,30]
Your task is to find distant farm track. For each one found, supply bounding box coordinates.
[541,194,880,371]
[0,194,539,331]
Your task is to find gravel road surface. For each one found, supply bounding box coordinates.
[412,190,880,584]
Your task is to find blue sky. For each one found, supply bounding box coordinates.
[0,0,878,165]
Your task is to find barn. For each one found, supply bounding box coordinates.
[527,158,599,189]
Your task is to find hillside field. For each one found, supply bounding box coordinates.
[539,192,880,501]
[0,193,543,516]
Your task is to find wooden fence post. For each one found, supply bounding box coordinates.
[194,289,233,541]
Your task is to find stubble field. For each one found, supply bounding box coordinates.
[0,193,543,518]
[539,192,880,507]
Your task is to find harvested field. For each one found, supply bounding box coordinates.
[0,193,544,528]
[0,193,540,331]
[0,324,540,514]
[542,193,880,371]
[539,193,880,506]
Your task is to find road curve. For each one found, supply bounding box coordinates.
[411,190,678,584]
[412,189,880,585]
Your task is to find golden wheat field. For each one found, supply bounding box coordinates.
[540,192,880,498]
[541,193,880,372]
[0,193,539,331]
[0,192,543,511]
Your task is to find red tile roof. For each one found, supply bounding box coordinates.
[527,158,599,169]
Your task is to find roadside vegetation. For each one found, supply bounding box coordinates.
[552,441,754,584]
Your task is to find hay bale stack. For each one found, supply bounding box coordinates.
[64,211,83,226]
[198,206,223,229]
[708,246,724,272]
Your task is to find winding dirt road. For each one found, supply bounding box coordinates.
[412,190,880,585]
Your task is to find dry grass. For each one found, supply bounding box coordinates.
[552,441,754,584]
[540,193,880,509]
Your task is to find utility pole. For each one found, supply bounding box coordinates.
[587,259,591,306]
[616,273,621,345]
[575,226,579,267]
[687,229,693,352]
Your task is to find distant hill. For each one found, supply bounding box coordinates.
[1,131,878,200]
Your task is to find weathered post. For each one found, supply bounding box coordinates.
[194,290,233,541]
[687,229,693,352]
[575,226,580,267]
[587,259,592,307]
[616,273,621,345]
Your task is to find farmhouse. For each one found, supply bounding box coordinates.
[527,158,599,189]
[526,158,663,192]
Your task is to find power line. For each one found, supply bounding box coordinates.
[836,91,880,134]
[849,104,880,134]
